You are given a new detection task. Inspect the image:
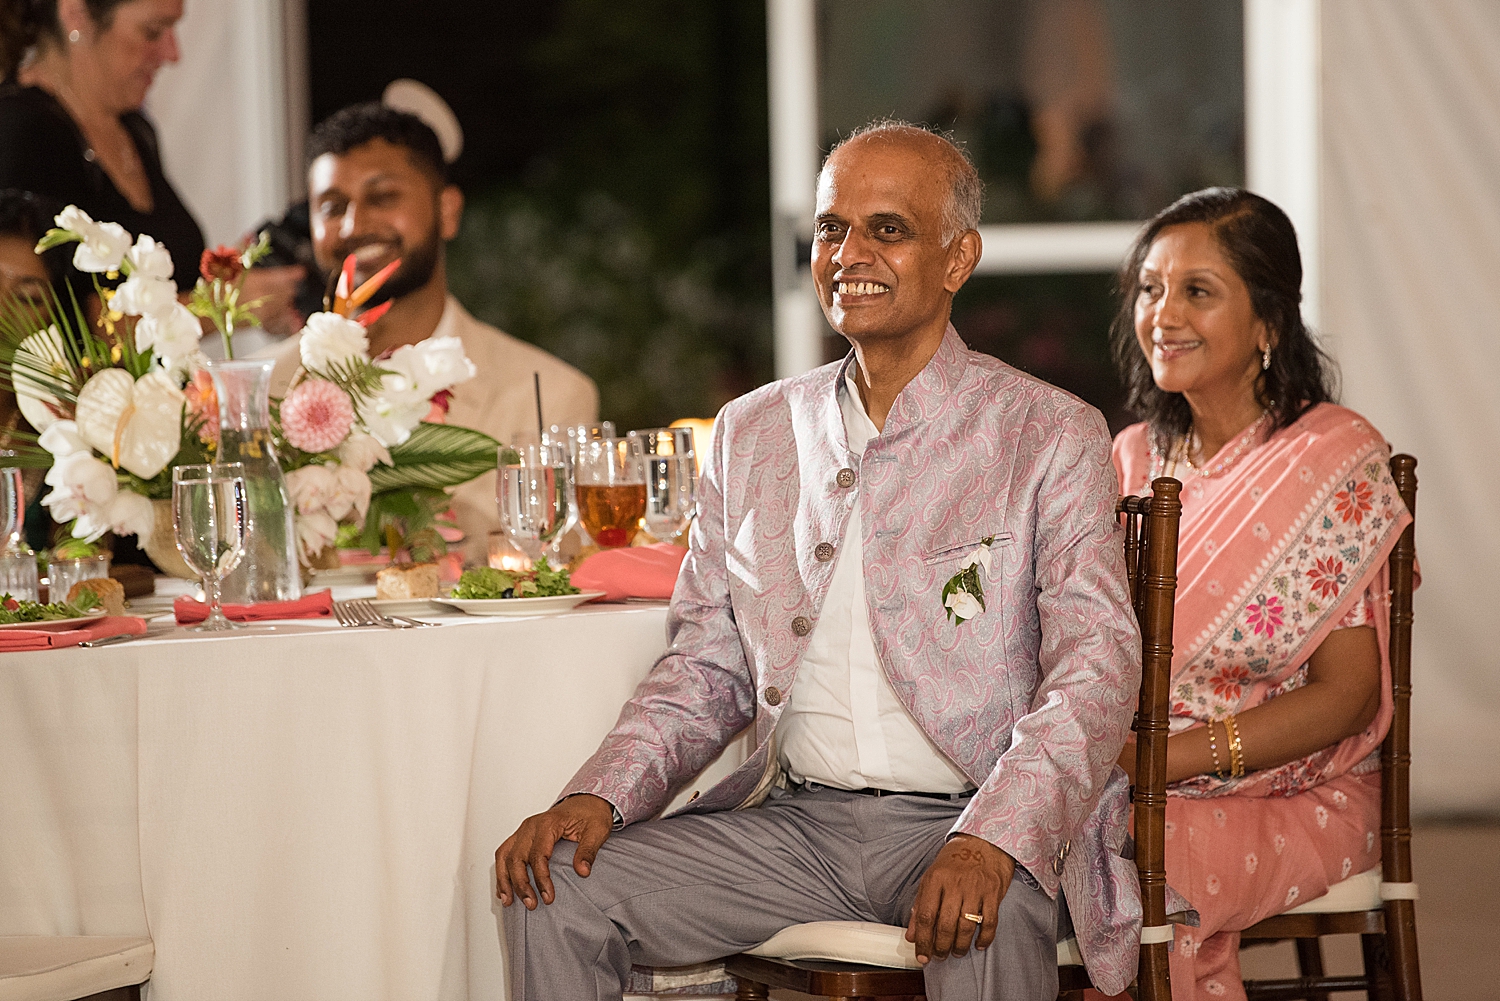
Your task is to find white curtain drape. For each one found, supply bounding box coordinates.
[1320,0,1500,815]
[144,0,304,249]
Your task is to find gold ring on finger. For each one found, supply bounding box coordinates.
[962,912,983,924]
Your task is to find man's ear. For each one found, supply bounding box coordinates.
[942,229,982,294]
[56,0,89,38]
[439,184,463,241]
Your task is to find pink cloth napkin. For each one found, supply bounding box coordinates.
[0,615,149,652]
[175,588,335,625]
[571,544,687,602]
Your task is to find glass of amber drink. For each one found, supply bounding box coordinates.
[575,437,647,548]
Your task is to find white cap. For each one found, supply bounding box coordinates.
[382,78,464,164]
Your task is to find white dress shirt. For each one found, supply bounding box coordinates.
[776,371,975,793]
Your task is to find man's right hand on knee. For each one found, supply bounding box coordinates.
[496,793,615,909]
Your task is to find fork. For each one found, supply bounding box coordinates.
[345,598,435,629]
[332,600,385,628]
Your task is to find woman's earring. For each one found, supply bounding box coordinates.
[68,29,81,43]
[1262,345,1272,371]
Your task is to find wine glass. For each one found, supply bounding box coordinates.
[574,437,647,549]
[628,428,697,542]
[496,443,572,562]
[173,463,249,632]
[0,459,38,601]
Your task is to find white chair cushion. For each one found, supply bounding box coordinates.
[0,937,153,1001]
[747,921,1085,969]
[1284,866,1382,915]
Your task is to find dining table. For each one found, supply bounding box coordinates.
[0,578,750,1000]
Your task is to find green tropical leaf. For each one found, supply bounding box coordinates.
[366,421,501,492]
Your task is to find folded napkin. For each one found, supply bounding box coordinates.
[571,544,687,602]
[174,588,334,625]
[0,615,148,652]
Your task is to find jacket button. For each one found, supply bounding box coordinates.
[791,615,812,636]
[814,542,835,562]
[764,686,782,706]
[836,467,856,488]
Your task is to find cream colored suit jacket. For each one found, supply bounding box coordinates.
[261,296,599,563]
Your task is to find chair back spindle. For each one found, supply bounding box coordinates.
[1118,477,1181,1001]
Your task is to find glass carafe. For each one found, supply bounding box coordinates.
[207,359,301,603]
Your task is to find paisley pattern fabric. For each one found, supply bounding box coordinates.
[561,326,1145,993]
[1113,404,1412,799]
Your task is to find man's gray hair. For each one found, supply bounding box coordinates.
[823,119,985,246]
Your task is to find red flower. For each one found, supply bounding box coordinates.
[1333,479,1374,525]
[1307,555,1347,600]
[200,245,244,283]
[1211,666,1252,701]
[1245,594,1285,638]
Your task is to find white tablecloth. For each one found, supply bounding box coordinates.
[0,599,748,1000]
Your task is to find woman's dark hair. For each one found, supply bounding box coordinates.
[1110,186,1337,444]
[1,0,130,80]
[0,186,71,286]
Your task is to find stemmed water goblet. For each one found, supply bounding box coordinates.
[0,457,38,601]
[173,463,249,631]
[496,443,572,563]
[628,428,697,543]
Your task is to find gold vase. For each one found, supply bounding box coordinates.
[141,497,195,579]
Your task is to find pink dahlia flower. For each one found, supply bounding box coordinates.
[281,379,355,454]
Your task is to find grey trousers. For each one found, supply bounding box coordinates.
[502,785,1058,1000]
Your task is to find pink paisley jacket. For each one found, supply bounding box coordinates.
[561,327,1144,993]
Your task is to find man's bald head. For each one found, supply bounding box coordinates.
[821,120,984,246]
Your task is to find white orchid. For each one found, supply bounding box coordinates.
[123,233,174,281]
[134,301,202,364]
[944,590,983,623]
[37,419,90,457]
[55,206,132,274]
[299,312,369,372]
[337,431,392,472]
[113,273,178,318]
[959,543,993,575]
[356,394,429,448]
[104,490,155,539]
[397,335,477,395]
[42,451,120,541]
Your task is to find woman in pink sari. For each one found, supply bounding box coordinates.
[1109,188,1412,999]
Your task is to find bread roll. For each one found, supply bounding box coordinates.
[68,577,127,616]
[375,562,440,600]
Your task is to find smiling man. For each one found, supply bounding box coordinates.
[260,104,598,563]
[497,121,1142,1000]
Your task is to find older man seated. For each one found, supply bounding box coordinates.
[496,121,1143,1001]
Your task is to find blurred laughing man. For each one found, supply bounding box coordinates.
[259,104,598,564]
[496,121,1142,1000]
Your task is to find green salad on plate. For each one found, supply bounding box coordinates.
[450,557,580,600]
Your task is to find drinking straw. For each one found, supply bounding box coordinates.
[533,372,545,442]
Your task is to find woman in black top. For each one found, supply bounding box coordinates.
[0,0,301,318]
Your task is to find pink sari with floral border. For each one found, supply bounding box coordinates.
[1114,403,1413,1000]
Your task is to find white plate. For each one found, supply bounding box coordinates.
[310,564,380,585]
[0,612,107,632]
[371,597,445,616]
[434,592,604,617]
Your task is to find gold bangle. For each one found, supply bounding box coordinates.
[1207,720,1224,778]
[1224,714,1245,779]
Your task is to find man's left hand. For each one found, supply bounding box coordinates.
[905,833,1015,964]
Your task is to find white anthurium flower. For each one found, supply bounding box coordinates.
[959,542,993,575]
[298,312,369,372]
[135,301,202,362]
[326,463,372,524]
[113,274,179,318]
[123,233,174,282]
[295,510,340,564]
[73,368,185,479]
[105,489,155,538]
[37,419,90,457]
[11,325,70,431]
[945,589,983,623]
[284,464,338,516]
[337,431,392,472]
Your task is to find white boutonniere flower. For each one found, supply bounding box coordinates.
[941,536,995,625]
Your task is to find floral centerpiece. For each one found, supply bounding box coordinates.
[0,207,498,573]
